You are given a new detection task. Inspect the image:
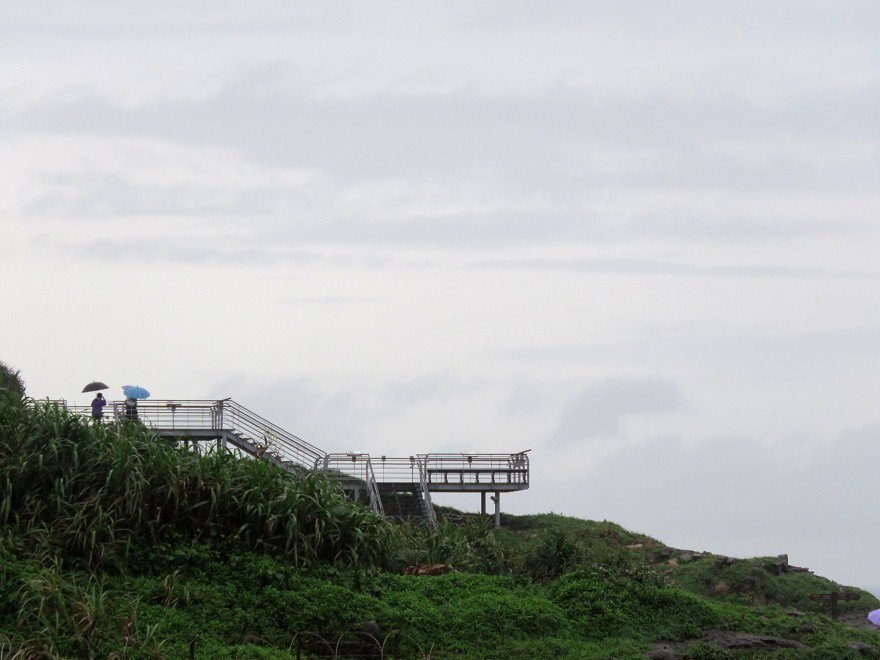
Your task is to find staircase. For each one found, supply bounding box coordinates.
[377,486,430,522]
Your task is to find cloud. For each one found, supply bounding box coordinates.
[209,376,370,453]
[475,257,880,280]
[551,376,687,443]
[381,372,470,406]
[6,84,877,254]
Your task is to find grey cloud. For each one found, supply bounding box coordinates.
[505,382,560,416]
[382,373,459,406]
[276,296,371,306]
[475,257,880,279]
[551,376,687,443]
[43,237,338,267]
[8,81,878,252]
[9,76,880,183]
[23,171,299,219]
[209,376,369,453]
[496,326,880,382]
[208,372,492,453]
[380,372,490,406]
[6,1,879,39]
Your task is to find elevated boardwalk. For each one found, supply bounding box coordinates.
[67,398,529,529]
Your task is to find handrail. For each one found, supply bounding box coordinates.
[417,458,438,530]
[370,456,423,484]
[320,453,384,515]
[364,456,385,516]
[421,452,529,487]
[67,399,326,470]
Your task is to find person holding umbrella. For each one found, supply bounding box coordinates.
[122,385,150,422]
[82,381,109,423]
[124,395,139,421]
[91,392,107,422]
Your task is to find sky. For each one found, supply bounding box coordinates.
[2,1,880,589]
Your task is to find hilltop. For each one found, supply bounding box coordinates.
[1,388,879,657]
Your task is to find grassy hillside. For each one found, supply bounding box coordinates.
[1,393,879,658]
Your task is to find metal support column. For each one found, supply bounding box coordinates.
[493,491,501,529]
[481,492,486,516]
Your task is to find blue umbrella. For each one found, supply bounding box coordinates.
[122,385,150,399]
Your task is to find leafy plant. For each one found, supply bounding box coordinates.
[0,360,25,402]
[0,399,393,571]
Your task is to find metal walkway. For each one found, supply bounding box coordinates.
[68,398,530,530]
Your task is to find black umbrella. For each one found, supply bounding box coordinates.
[82,381,109,393]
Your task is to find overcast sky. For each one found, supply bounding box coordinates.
[3,1,880,589]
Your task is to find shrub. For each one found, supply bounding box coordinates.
[0,400,392,570]
[548,567,720,641]
[0,360,25,401]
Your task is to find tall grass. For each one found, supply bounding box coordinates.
[0,399,392,570]
[0,360,25,401]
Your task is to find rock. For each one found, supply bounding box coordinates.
[701,630,807,650]
[646,644,678,659]
[414,563,449,576]
[847,641,876,656]
[627,543,644,550]
[714,555,737,569]
[666,557,679,568]
[654,547,673,562]
[712,580,731,597]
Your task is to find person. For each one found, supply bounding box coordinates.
[91,392,107,422]
[124,396,139,421]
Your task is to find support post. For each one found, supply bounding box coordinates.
[493,491,501,529]
[481,492,486,516]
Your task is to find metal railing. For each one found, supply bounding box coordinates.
[68,399,326,470]
[320,454,385,515]
[422,452,530,488]
[417,459,438,530]
[369,456,425,484]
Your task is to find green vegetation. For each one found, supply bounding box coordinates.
[0,400,391,572]
[0,360,25,401]
[1,389,879,657]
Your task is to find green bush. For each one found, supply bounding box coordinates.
[672,556,880,615]
[0,400,392,570]
[549,567,721,641]
[0,360,25,401]
[388,517,510,574]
